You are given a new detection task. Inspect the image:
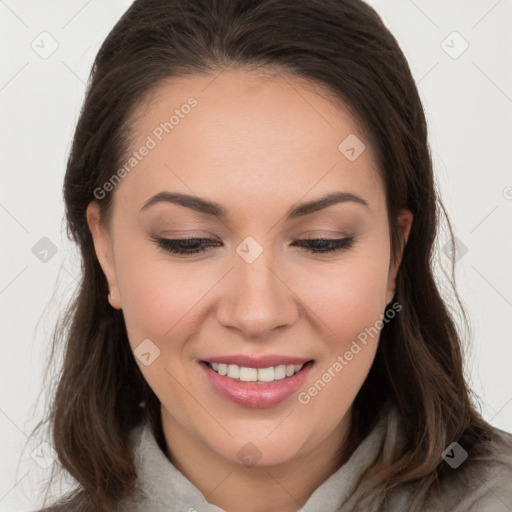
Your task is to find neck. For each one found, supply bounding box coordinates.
[159,405,358,512]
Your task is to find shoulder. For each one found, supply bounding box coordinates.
[431,425,512,511]
[462,426,512,510]
[33,423,149,512]
[387,425,512,512]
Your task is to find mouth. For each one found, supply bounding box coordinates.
[198,359,315,408]
[201,360,314,383]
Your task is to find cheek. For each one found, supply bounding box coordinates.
[297,342,377,446]
[293,252,389,410]
[116,234,391,350]
[299,256,390,340]
[295,270,386,435]
[115,249,208,347]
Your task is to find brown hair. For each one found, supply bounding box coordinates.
[34,0,494,510]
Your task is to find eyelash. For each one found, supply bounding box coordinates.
[152,236,355,255]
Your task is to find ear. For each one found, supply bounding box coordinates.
[86,201,122,309]
[385,208,413,306]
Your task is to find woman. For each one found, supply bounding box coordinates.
[35,0,512,511]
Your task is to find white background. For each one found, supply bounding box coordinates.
[1,1,511,510]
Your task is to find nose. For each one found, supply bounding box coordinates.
[215,250,299,340]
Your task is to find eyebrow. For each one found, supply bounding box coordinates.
[140,191,369,220]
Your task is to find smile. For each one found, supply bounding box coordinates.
[206,361,305,382]
[199,359,315,408]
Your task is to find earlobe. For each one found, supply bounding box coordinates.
[86,202,122,309]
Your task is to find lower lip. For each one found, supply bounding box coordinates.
[199,361,314,408]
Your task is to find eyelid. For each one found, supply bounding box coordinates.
[297,231,352,238]
[150,234,355,256]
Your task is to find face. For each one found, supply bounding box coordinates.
[87,68,412,469]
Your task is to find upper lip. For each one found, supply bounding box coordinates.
[200,355,313,368]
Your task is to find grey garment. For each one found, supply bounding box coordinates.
[122,404,512,512]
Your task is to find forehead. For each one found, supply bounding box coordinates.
[114,68,384,219]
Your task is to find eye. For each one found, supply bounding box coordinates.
[152,236,220,255]
[151,236,355,255]
[291,237,355,253]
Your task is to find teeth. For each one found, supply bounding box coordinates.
[227,364,240,378]
[240,367,258,381]
[258,367,275,382]
[207,362,306,382]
